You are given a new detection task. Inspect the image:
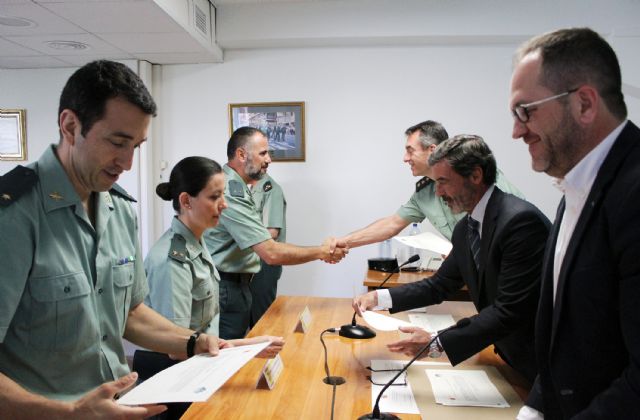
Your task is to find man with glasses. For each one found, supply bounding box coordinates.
[511,28,640,419]
[336,121,522,254]
[353,135,550,384]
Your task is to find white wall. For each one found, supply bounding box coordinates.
[2,42,638,300]
[156,44,638,298]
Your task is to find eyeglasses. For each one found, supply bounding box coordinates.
[512,88,578,123]
[366,366,407,386]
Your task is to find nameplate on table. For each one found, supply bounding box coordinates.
[293,306,312,333]
[256,353,284,390]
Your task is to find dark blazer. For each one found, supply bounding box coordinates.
[526,121,640,419]
[389,187,550,383]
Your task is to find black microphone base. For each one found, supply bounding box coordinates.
[358,412,400,420]
[339,324,376,339]
[322,376,346,385]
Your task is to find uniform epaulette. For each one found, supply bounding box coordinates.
[415,176,431,193]
[229,180,245,198]
[110,183,137,202]
[263,180,273,192]
[0,165,37,207]
[168,234,188,263]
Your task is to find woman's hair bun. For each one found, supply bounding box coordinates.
[155,182,172,201]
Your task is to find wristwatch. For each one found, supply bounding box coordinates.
[428,335,444,358]
[187,331,202,358]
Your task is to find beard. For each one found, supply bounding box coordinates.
[537,108,585,178]
[245,159,266,181]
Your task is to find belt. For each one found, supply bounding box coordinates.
[219,271,254,283]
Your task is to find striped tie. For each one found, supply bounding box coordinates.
[468,216,481,270]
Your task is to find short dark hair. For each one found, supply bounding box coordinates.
[515,27,627,120]
[227,126,266,160]
[156,156,223,212]
[428,134,497,186]
[58,60,157,137]
[404,120,449,149]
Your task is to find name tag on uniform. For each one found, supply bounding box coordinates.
[256,353,284,390]
[293,306,312,333]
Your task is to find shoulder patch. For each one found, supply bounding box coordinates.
[0,165,38,207]
[110,183,137,202]
[263,180,273,192]
[168,234,188,263]
[229,180,245,198]
[415,176,431,193]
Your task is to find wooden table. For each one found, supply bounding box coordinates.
[364,269,471,301]
[182,296,528,420]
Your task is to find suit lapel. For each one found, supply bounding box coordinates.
[550,121,639,348]
[541,198,564,353]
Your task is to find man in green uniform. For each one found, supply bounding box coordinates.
[204,127,347,339]
[337,120,523,251]
[0,61,221,418]
[250,173,287,327]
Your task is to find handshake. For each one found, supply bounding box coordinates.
[321,237,349,264]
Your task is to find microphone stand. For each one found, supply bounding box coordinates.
[340,255,421,340]
[358,318,471,420]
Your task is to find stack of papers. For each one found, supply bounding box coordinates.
[425,369,509,408]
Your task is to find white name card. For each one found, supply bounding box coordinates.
[256,353,284,390]
[293,306,312,333]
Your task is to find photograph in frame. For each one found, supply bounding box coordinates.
[0,109,27,161]
[229,102,305,162]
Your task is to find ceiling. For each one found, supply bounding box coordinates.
[0,0,222,69]
[1,0,640,71]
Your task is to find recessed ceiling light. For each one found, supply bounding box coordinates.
[45,40,90,51]
[0,16,36,27]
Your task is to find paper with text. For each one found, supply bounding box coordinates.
[118,342,269,405]
[370,360,450,414]
[425,369,509,408]
[408,313,456,333]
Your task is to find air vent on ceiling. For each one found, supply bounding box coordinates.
[193,2,208,37]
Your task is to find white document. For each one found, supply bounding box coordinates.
[408,313,456,333]
[425,369,510,408]
[118,341,270,405]
[394,231,453,256]
[362,311,414,331]
[370,360,450,414]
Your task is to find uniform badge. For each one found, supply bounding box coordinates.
[49,192,64,201]
[263,181,273,192]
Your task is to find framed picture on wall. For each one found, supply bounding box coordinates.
[0,109,27,161]
[229,102,305,162]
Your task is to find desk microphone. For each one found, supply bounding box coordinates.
[377,254,420,289]
[340,255,421,340]
[358,317,471,420]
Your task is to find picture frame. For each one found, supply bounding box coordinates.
[229,102,305,162]
[0,109,27,161]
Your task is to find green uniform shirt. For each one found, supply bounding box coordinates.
[0,145,148,401]
[396,169,524,240]
[144,217,220,336]
[203,165,271,273]
[252,174,287,243]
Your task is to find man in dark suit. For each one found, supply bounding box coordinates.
[354,134,550,383]
[511,28,640,419]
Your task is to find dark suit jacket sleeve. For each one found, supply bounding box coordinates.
[439,210,548,365]
[388,244,466,313]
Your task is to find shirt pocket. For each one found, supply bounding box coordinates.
[191,280,215,330]
[112,263,135,331]
[29,271,94,352]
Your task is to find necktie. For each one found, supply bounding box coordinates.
[468,216,481,270]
